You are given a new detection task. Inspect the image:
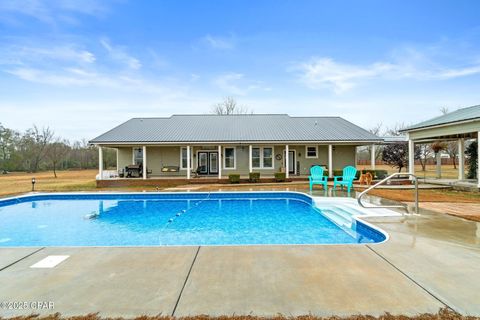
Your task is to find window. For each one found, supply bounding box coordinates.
[224,147,236,169]
[251,146,274,169]
[252,147,261,168]
[180,147,188,169]
[305,146,318,158]
[133,148,143,165]
[263,147,273,168]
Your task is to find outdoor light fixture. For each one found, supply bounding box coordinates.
[31,177,36,191]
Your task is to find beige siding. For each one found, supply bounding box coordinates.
[117,147,132,169]
[332,145,356,170]
[148,146,184,176]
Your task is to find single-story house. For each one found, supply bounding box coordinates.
[401,104,480,189]
[90,114,382,185]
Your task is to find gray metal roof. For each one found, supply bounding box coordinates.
[90,114,382,144]
[403,105,480,131]
[382,135,407,143]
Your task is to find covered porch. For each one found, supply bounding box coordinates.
[95,142,372,185]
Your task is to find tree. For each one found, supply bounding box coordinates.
[382,142,420,173]
[211,96,251,115]
[385,123,407,137]
[46,139,70,178]
[22,125,54,172]
[0,124,20,172]
[366,123,383,162]
[417,144,433,171]
[466,141,477,179]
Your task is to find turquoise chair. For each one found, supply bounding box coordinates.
[333,166,357,193]
[309,166,328,191]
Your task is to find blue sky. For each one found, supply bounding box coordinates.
[1,0,480,139]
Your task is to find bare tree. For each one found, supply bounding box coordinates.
[22,125,54,172]
[385,122,407,137]
[211,96,251,115]
[366,123,383,162]
[439,106,450,115]
[47,139,70,178]
[417,144,432,171]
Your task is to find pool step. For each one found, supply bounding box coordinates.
[319,207,355,230]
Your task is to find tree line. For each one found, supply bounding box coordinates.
[0,123,115,177]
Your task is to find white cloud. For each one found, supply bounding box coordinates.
[0,0,108,25]
[5,45,95,64]
[213,72,270,95]
[5,66,176,95]
[201,34,235,50]
[100,38,141,70]
[295,55,480,94]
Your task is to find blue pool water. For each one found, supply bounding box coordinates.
[0,192,386,246]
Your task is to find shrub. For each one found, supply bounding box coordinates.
[333,170,343,177]
[375,170,389,179]
[228,174,240,184]
[249,172,260,183]
[466,141,478,179]
[274,172,286,182]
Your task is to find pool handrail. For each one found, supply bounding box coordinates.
[357,173,419,214]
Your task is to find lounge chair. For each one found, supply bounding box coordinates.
[309,165,328,191]
[333,166,357,193]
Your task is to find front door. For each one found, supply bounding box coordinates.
[209,152,218,174]
[197,151,218,175]
[284,150,295,174]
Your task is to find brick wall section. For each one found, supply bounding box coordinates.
[96,177,307,187]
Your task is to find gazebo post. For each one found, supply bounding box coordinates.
[477,132,480,188]
[408,138,415,176]
[458,138,465,180]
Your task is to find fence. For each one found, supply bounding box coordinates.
[357,159,465,166]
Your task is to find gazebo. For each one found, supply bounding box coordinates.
[401,105,480,189]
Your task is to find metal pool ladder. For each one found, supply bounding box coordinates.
[357,173,419,214]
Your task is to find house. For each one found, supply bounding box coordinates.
[89,114,382,185]
[401,104,480,189]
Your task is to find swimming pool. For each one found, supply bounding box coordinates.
[0,192,387,246]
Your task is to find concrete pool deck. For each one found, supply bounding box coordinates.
[0,195,479,318]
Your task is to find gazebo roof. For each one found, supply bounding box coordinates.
[403,105,480,132]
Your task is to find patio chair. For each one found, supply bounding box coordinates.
[333,166,357,193]
[309,165,328,191]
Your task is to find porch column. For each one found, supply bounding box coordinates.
[408,139,415,176]
[98,146,103,180]
[477,132,480,188]
[328,144,333,178]
[218,145,222,179]
[116,148,119,171]
[371,144,376,170]
[285,145,289,179]
[142,146,147,180]
[435,151,442,179]
[458,138,465,180]
[186,145,191,180]
[248,145,253,173]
